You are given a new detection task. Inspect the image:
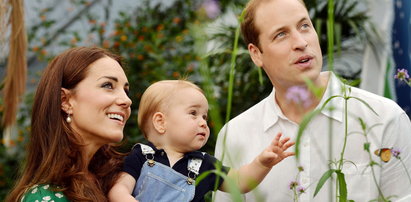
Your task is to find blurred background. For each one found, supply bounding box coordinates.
[0,0,410,199]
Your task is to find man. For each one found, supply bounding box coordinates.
[214,0,411,201]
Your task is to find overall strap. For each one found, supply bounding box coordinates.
[186,152,205,185]
[139,143,156,166]
[139,144,155,155]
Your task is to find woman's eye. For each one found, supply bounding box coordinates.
[124,88,130,96]
[101,82,114,89]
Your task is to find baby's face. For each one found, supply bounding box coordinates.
[163,87,210,152]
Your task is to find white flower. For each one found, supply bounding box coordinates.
[55,193,64,198]
[43,184,50,189]
[42,196,51,201]
[31,188,38,194]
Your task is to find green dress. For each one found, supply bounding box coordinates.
[21,184,69,202]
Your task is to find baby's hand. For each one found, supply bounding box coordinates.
[258,132,295,168]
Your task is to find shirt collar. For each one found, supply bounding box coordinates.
[146,141,205,160]
[263,89,283,132]
[263,72,343,132]
[316,71,343,122]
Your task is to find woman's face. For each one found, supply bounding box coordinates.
[67,56,132,148]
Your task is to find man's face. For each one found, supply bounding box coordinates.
[249,0,323,89]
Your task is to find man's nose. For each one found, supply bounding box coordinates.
[292,32,308,51]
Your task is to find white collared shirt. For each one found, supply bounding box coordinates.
[214,72,411,202]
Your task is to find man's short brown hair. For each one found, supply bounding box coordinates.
[241,0,306,49]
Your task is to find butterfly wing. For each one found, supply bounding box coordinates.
[374,148,392,163]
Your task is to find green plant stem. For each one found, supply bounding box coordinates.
[334,92,350,202]
[338,98,348,171]
[327,0,334,73]
[225,14,242,123]
[361,118,387,201]
[293,188,299,202]
[217,10,246,202]
[335,176,339,202]
[365,150,386,200]
[371,163,387,200]
[327,0,335,200]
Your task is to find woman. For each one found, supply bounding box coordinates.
[6,47,132,201]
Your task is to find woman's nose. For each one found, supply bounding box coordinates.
[117,92,132,108]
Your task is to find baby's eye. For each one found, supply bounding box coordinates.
[101,82,114,89]
[190,110,197,116]
[202,114,208,121]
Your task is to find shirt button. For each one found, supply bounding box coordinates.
[161,151,164,156]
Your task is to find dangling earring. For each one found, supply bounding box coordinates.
[66,114,72,123]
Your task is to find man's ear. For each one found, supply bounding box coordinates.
[152,112,166,134]
[248,43,263,68]
[61,88,72,114]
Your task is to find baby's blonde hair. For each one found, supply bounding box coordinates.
[138,80,204,139]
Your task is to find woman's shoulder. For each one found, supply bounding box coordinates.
[21,184,69,202]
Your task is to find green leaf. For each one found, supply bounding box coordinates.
[225,9,244,123]
[295,94,341,160]
[348,96,379,116]
[320,95,343,111]
[358,117,366,131]
[197,169,243,202]
[363,142,370,152]
[303,77,325,98]
[336,170,347,202]
[314,169,335,197]
[196,170,213,185]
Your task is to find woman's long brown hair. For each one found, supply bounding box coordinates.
[6,47,127,202]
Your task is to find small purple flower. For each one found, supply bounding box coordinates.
[394,68,410,82]
[391,148,401,159]
[201,0,220,19]
[297,185,306,194]
[289,181,299,190]
[286,86,312,108]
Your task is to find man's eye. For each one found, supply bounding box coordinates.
[301,23,310,30]
[274,32,286,40]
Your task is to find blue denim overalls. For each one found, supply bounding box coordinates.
[133,144,204,202]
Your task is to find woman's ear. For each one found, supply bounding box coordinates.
[152,112,166,134]
[61,88,72,114]
[248,43,263,68]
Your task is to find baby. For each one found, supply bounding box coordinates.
[108,80,294,201]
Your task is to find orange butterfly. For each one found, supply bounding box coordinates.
[374,148,392,163]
